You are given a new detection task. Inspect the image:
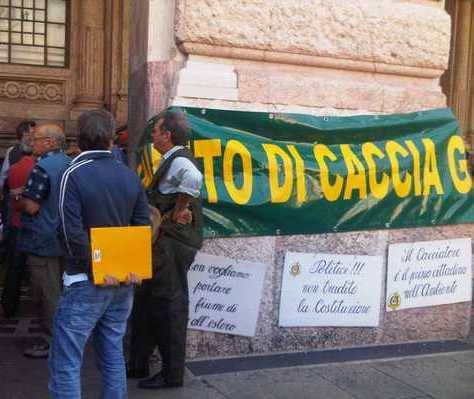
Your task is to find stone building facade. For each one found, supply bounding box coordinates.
[0,0,472,360]
[0,0,130,150]
[129,0,474,360]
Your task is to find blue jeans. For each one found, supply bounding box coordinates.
[48,281,134,399]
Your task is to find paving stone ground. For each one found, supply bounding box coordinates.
[1,300,473,398]
[1,336,473,399]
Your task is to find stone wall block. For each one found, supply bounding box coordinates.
[176,0,450,70]
[187,236,276,358]
[176,60,239,100]
[176,0,272,49]
[380,224,474,343]
[237,67,385,111]
[381,303,471,342]
[179,61,237,88]
[236,65,445,113]
[388,224,474,245]
[186,231,390,357]
[184,225,472,358]
[269,231,388,351]
[176,84,239,101]
[381,87,446,113]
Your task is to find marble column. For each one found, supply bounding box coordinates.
[444,0,474,144]
[104,0,129,127]
[73,0,106,110]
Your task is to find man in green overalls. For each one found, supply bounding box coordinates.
[131,110,203,389]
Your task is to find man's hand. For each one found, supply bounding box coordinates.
[103,273,142,286]
[172,207,193,224]
[21,197,40,215]
[103,275,120,286]
[127,272,142,285]
[172,193,193,225]
[9,187,23,196]
[10,187,24,203]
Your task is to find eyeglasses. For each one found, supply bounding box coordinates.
[33,136,50,142]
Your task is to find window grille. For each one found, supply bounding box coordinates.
[0,0,69,67]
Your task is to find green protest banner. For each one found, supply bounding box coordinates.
[137,107,474,238]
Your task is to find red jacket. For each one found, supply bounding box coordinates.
[8,156,35,227]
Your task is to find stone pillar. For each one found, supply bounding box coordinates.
[444,1,473,134]
[73,0,106,110]
[104,0,129,127]
[128,0,182,166]
[116,0,130,126]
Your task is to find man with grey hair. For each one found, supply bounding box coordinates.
[17,123,70,359]
[48,110,149,399]
[131,110,203,390]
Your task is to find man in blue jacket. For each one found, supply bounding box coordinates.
[18,123,70,359]
[48,110,150,399]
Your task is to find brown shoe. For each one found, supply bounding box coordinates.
[23,342,49,359]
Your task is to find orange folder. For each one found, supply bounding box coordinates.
[90,225,152,285]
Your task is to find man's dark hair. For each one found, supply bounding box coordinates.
[15,120,35,140]
[159,110,190,146]
[77,110,116,151]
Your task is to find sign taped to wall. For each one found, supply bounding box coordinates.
[187,253,267,337]
[386,238,472,311]
[279,251,384,327]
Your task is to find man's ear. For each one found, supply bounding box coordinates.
[45,137,53,150]
[165,130,173,144]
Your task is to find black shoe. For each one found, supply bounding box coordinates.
[137,373,183,389]
[126,365,150,379]
[23,342,49,359]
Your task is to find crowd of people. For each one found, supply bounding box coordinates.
[0,109,203,398]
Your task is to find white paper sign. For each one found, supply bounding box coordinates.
[386,238,472,311]
[279,252,384,327]
[187,253,267,337]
